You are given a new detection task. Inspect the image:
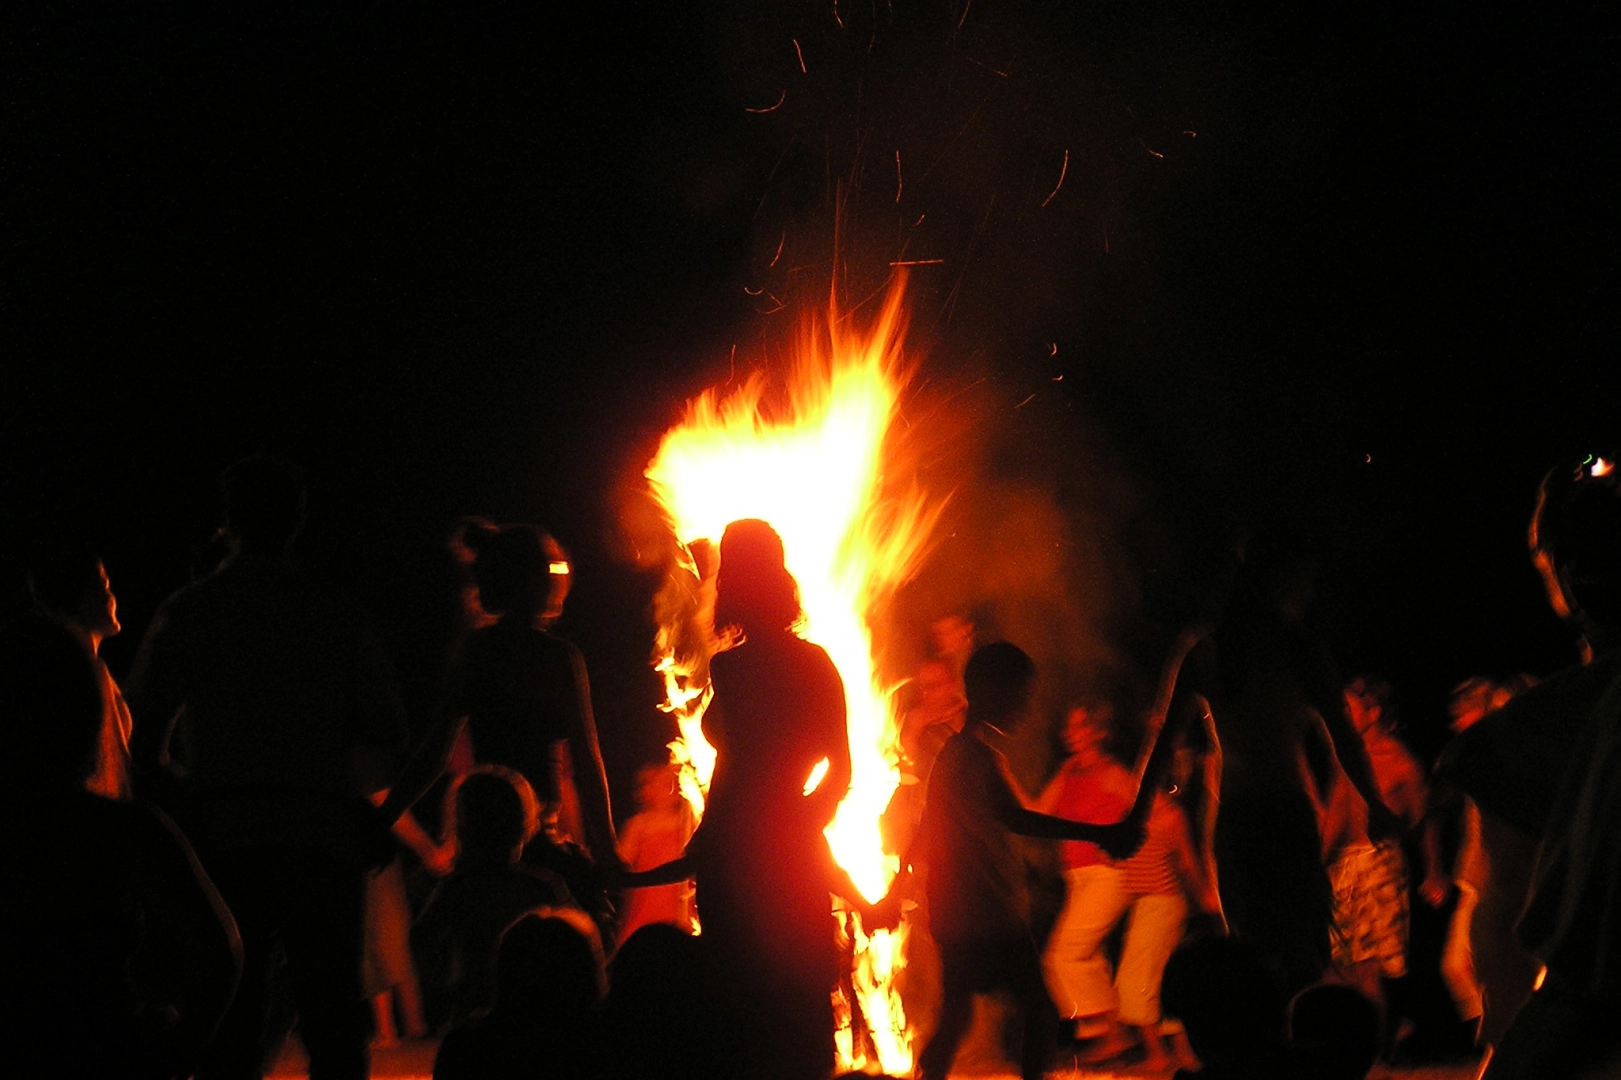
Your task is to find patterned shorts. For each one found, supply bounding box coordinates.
[1328,840,1409,978]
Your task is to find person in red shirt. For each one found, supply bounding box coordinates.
[1038,698,1136,1058]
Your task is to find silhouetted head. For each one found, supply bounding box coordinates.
[713,519,802,638]
[451,518,570,624]
[1161,936,1288,1068]
[963,642,1037,731]
[1530,455,1621,645]
[494,909,604,1018]
[1290,983,1379,1080]
[0,615,104,791]
[448,766,540,865]
[223,456,306,556]
[27,538,119,646]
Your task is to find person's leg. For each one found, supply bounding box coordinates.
[195,851,284,1080]
[1115,891,1187,1068]
[1042,866,1129,1023]
[1005,936,1062,1080]
[1441,885,1484,1027]
[281,853,370,1080]
[918,940,978,1080]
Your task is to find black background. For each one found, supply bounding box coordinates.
[5,1,1616,794]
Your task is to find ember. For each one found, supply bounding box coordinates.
[644,273,941,1075]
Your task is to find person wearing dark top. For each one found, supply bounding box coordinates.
[1182,532,1401,997]
[382,519,618,871]
[1437,459,1621,1060]
[682,519,856,1080]
[127,457,408,1080]
[0,615,241,1079]
[432,909,604,1080]
[412,766,574,1027]
[1442,456,1621,1078]
[914,641,1144,1080]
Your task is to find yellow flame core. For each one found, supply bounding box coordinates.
[644,279,936,1075]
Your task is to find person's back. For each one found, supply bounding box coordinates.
[141,558,401,797]
[126,457,406,1080]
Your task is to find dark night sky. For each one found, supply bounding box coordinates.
[4,2,1616,788]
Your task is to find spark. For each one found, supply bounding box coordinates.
[746,89,787,114]
[744,286,765,296]
[769,230,786,268]
[962,54,1009,78]
[1139,137,1164,159]
[956,0,972,30]
[1052,375,1063,381]
[888,259,944,266]
[1040,149,1069,207]
[1183,130,1198,138]
[1014,393,1036,409]
[793,38,807,73]
[894,151,903,203]
[1048,342,1058,356]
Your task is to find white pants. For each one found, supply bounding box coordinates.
[1043,865,1130,1020]
[1114,891,1188,1026]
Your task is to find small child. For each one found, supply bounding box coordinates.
[614,760,696,947]
[412,766,574,1027]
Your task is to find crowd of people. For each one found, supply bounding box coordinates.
[3,451,1619,1080]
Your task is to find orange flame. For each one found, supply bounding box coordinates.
[643,275,939,1075]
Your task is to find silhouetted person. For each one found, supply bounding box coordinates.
[382,519,618,872]
[1189,531,1401,995]
[413,766,574,1028]
[1439,458,1621,1061]
[684,518,855,1079]
[28,537,132,799]
[0,615,241,1079]
[432,908,604,1080]
[912,642,1143,1080]
[1455,456,1621,1079]
[127,457,408,1080]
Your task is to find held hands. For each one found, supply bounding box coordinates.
[1098,819,1147,861]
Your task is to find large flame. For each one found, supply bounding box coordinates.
[644,276,938,1075]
